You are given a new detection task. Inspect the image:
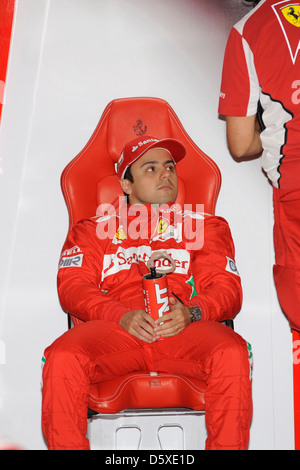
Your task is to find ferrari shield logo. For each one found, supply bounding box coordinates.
[158,219,168,234]
[115,227,126,240]
[272,2,300,63]
[282,5,300,27]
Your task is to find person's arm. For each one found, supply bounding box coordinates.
[226,115,263,159]
[219,26,262,157]
[187,216,243,323]
[58,218,161,343]
[57,219,129,324]
[155,215,243,335]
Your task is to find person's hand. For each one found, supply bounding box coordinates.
[154,297,191,338]
[120,309,156,343]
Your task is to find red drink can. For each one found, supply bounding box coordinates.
[142,269,171,323]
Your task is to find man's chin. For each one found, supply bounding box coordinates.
[156,198,176,206]
[155,192,177,206]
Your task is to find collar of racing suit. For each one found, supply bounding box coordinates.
[118,200,179,240]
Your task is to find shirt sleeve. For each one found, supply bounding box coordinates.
[218,27,259,117]
[57,219,128,324]
[187,216,243,323]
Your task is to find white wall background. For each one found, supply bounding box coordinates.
[0,0,294,450]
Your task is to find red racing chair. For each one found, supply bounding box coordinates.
[60,97,222,446]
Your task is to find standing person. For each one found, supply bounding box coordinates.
[41,136,253,450]
[219,0,300,332]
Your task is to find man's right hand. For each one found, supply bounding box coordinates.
[120,310,157,343]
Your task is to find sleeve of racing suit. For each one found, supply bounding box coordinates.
[57,219,129,324]
[188,216,242,322]
[218,27,259,117]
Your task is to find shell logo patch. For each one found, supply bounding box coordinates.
[282,5,300,27]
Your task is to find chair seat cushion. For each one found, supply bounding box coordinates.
[88,372,206,414]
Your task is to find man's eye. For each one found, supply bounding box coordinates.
[146,166,155,172]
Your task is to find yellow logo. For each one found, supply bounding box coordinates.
[282,5,300,27]
[158,219,168,234]
[115,227,126,240]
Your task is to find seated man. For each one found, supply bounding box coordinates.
[42,135,253,450]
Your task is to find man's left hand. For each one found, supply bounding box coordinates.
[154,296,191,338]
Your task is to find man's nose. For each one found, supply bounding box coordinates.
[160,167,170,179]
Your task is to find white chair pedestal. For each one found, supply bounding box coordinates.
[87,408,206,450]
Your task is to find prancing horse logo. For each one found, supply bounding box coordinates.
[133,119,147,136]
[273,2,300,63]
[282,5,300,26]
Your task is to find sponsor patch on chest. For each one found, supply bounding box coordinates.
[102,246,190,280]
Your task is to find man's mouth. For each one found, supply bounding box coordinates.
[158,184,172,191]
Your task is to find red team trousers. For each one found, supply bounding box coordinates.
[42,319,252,450]
[273,187,300,332]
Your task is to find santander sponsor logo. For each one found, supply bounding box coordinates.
[101,246,190,281]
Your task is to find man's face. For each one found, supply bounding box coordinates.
[120,148,178,206]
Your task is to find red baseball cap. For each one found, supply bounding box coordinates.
[117,135,186,179]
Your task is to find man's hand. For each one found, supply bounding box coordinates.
[154,297,191,338]
[120,309,157,343]
[120,298,191,342]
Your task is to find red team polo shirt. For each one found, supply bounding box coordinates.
[219,0,300,189]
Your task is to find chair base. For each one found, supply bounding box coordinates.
[87,408,206,450]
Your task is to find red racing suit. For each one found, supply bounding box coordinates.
[42,202,252,450]
[57,202,242,325]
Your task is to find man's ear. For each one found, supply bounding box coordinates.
[119,178,132,195]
